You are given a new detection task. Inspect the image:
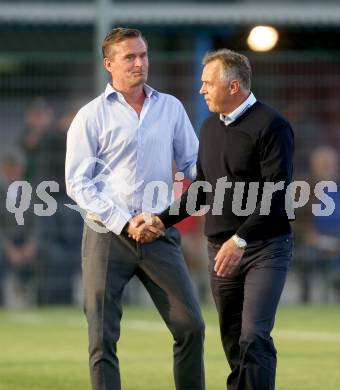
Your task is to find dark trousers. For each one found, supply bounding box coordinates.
[82,223,205,390]
[208,234,292,390]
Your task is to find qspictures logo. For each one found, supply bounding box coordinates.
[3,158,338,233]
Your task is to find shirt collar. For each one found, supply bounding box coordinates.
[220,92,257,126]
[104,83,158,100]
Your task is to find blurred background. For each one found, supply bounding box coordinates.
[1,0,340,308]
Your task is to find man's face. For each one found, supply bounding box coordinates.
[105,37,149,88]
[200,60,232,114]
[2,161,22,182]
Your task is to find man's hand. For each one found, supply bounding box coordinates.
[214,238,244,277]
[5,245,25,266]
[126,213,165,243]
[22,241,37,262]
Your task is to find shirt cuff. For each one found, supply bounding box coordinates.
[105,211,131,235]
[189,164,197,180]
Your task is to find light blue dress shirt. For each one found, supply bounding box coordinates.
[65,83,198,234]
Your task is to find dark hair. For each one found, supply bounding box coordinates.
[102,27,147,58]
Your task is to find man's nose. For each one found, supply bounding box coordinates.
[135,57,144,67]
[199,86,205,95]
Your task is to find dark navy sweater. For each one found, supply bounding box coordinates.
[160,101,294,243]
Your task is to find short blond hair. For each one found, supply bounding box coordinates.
[102,27,147,58]
[203,49,251,90]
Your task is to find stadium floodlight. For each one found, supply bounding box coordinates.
[247,25,279,52]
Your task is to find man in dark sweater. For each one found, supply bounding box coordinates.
[133,49,294,390]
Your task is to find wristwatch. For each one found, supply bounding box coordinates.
[231,234,247,249]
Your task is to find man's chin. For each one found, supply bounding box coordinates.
[130,76,147,87]
[206,104,216,113]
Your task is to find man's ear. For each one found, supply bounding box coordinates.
[229,80,240,95]
[103,58,113,73]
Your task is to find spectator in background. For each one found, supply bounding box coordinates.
[36,200,83,305]
[284,100,322,178]
[0,150,37,307]
[35,106,83,305]
[21,98,54,186]
[294,146,340,302]
[37,106,78,197]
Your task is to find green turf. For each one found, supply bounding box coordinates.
[0,305,339,389]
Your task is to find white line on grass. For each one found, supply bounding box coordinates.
[3,313,340,342]
[274,329,340,342]
[122,320,340,342]
[4,312,85,326]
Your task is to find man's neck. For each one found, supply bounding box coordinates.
[112,82,145,104]
[222,90,250,116]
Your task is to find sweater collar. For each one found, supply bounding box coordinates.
[220,92,257,126]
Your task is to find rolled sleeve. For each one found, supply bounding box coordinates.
[173,101,198,180]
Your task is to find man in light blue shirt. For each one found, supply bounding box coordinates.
[65,27,205,390]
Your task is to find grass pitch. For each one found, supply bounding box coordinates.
[0,305,339,389]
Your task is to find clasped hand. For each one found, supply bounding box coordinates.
[126,213,165,243]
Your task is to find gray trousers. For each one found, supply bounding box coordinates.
[81,223,205,390]
[208,234,292,390]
